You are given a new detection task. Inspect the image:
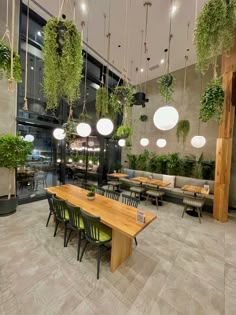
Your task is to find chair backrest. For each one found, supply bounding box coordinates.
[96,187,105,196]
[52,196,68,221]
[122,194,139,208]
[80,209,101,243]
[105,189,120,201]
[46,191,55,211]
[65,202,82,230]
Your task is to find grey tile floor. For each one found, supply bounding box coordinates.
[0,197,236,315]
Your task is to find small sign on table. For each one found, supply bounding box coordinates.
[136,209,145,224]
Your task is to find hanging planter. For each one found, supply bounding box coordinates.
[199,77,225,124]
[63,120,78,144]
[110,85,135,110]
[176,120,190,143]
[158,73,176,103]
[116,125,132,139]
[43,18,83,110]
[194,0,236,74]
[0,42,22,82]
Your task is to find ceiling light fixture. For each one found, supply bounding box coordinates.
[140,68,144,73]
[118,139,126,147]
[191,136,206,148]
[160,59,165,64]
[171,5,177,16]
[53,128,65,140]
[37,31,42,36]
[81,2,87,13]
[76,122,91,137]
[156,139,167,148]
[140,138,149,147]
[96,118,114,136]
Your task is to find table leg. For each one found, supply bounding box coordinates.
[110,229,132,272]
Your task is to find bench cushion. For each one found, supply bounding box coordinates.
[146,190,165,197]
[152,173,163,180]
[163,175,175,188]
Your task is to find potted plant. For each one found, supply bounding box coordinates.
[0,135,33,216]
[159,73,176,103]
[116,125,132,139]
[43,18,83,110]
[87,186,96,201]
[199,77,225,124]
[194,0,236,74]
[0,41,22,82]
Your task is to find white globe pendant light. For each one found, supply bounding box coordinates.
[76,122,91,137]
[156,139,167,148]
[118,139,126,147]
[24,134,34,142]
[96,118,114,136]
[88,140,94,147]
[191,136,206,148]
[140,138,149,147]
[153,106,179,131]
[53,128,66,140]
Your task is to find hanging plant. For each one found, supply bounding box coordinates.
[176,120,190,143]
[43,18,83,110]
[158,73,176,103]
[95,87,117,119]
[116,125,132,139]
[194,0,236,74]
[110,85,135,111]
[63,120,78,144]
[79,112,92,122]
[140,114,148,122]
[0,42,22,82]
[199,77,225,124]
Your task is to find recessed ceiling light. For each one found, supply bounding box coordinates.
[171,5,177,15]
[31,66,34,70]
[37,31,42,36]
[140,68,144,73]
[160,59,165,64]
[81,2,87,13]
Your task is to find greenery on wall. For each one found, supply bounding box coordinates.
[176,120,190,143]
[43,18,83,110]
[194,0,236,74]
[199,77,225,124]
[126,151,215,180]
[158,73,176,103]
[0,41,22,82]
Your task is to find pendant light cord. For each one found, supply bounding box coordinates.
[9,0,15,92]
[106,0,111,92]
[167,0,173,74]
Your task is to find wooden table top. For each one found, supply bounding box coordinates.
[107,173,129,179]
[47,184,156,238]
[181,185,210,196]
[131,177,171,188]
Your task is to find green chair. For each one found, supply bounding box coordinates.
[45,191,56,227]
[80,210,112,279]
[65,202,85,261]
[105,189,120,201]
[52,196,69,247]
[122,194,139,246]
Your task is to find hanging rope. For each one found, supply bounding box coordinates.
[23,0,30,110]
[195,0,198,22]
[167,0,173,74]
[106,0,112,92]
[123,0,129,79]
[1,0,11,46]
[8,0,15,92]
[183,55,188,107]
[58,0,65,19]
[144,2,152,54]
[101,13,107,86]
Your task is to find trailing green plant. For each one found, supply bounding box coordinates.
[63,120,77,144]
[110,85,135,110]
[199,77,225,124]
[43,18,83,110]
[0,41,22,82]
[95,87,111,118]
[176,120,190,143]
[0,135,32,199]
[116,125,132,139]
[79,112,92,122]
[194,0,236,74]
[158,73,176,103]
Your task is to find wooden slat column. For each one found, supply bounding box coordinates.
[213,37,236,222]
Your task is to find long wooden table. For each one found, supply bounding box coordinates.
[47,184,156,272]
[131,177,171,187]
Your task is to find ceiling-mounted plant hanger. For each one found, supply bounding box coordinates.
[153,0,179,131]
[176,23,191,144]
[0,0,22,90]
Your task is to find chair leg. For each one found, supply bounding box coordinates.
[80,240,89,262]
[197,208,201,224]
[182,205,187,218]
[97,246,102,280]
[156,197,158,210]
[145,194,149,206]
[134,237,138,246]
[66,229,73,247]
[46,212,52,227]
[54,220,59,237]
[64,222,68,247]
[77,231,81,261]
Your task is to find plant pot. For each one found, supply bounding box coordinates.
[0,195,18,216]
[87,195,95,201]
